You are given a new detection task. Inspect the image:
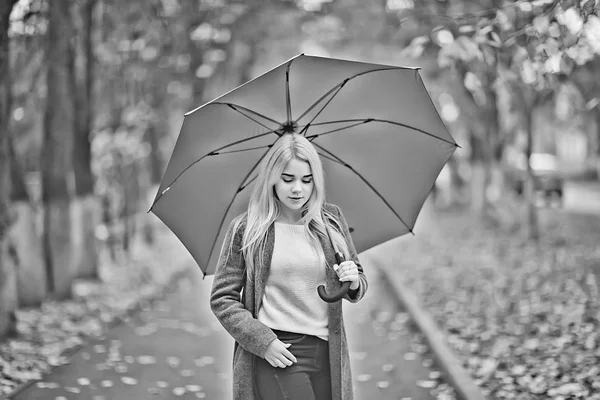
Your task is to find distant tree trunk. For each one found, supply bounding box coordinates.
[71,0,100,280]
[469,131,488,214]
[595,108,600,180]
[42,0,75,300]
[8,134,47,307]
[0,0,19,339]
[142,118,163,244]
[524,101,539,241]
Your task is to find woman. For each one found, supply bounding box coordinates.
[210,132,368,400]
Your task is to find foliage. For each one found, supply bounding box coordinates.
[392,206,600,398]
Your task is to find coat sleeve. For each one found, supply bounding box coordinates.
[209,219,277,358]
[333,204,368,303]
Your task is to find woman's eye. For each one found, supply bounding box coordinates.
[283,179,292,183]
[302,180,312,184]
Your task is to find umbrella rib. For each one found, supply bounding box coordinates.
[302,118,458,147]
[295,67,408,125]
[205,148,272,272]
[296,84,345,131]
[285,60,293,123]
[298,85,345,136]
[215,144,274,155]
[305,120,371,140]
[150,129,278,209]
[213,102,282,130]
[311,142,414,235]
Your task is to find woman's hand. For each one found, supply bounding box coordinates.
[334,260,360,290]
[264,339,297,368]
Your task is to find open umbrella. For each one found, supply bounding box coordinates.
[148,53,458,301]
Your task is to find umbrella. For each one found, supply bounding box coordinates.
[148,53,458,301]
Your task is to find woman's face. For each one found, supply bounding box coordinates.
[274,158,314,214]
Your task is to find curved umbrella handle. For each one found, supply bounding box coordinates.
[317,252,350,303]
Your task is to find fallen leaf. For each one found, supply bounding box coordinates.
[376,381,390,389]
[173,386,186,396]
[416,380,437,389]
[186,384,203,392]
[121,376,138,385]
[167,357,181,367]
[77,377,91,386]
[137,355,157,365]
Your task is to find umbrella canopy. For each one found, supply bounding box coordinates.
[149,54,458,276]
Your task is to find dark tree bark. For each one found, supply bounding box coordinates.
[42,0,75,299]
[0,0,19,339]
[71,0,100,280]
[72,0,96,198]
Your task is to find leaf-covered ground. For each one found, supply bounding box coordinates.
[0,226,192,397]
[391,206,600,400]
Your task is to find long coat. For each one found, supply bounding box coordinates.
[210,203,368,400]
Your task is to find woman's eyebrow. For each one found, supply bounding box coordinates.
[281,173,313,178]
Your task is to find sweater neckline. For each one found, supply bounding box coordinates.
[274,221,307,234]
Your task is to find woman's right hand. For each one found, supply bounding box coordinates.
[263,339,297,368]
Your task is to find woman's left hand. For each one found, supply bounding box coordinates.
[334,260,360,290]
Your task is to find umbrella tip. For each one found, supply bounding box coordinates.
[455,143,462,149]
[409,229,415,236]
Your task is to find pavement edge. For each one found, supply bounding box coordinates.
[6,261,195,399]
[376,261,488,400]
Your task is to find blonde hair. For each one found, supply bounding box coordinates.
[225,133,349,281]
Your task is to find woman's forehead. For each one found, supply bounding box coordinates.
[283,158,312,175]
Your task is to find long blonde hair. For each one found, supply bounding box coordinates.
[226,133,349,280]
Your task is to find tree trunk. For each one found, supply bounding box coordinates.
[524,102,539,241]
[10,201,46,307]
[469,132,488,214]
[8,95,47,307]
[42,0,75,300]
[72,0,100,280]
[0,0,19,339]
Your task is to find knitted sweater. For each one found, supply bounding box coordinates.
[257,222,329,340]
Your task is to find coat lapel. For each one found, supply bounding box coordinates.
[254,223,275,314]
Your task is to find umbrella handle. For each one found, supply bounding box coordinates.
[317,252,351,303]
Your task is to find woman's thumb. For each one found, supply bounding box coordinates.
[284,343,291,348]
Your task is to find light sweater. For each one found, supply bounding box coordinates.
[257,222,329,341]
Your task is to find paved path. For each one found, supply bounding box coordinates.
[10,259,441,400]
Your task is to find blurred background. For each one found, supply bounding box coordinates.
[1,0,600,398]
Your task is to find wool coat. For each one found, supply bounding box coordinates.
[210,203,368,400]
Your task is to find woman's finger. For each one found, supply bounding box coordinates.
[282,347,297,363]
[279,356,293,367]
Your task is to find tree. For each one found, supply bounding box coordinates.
[0,0,19,339]
[71,0,100,279]
[390,0,600,239]
[42,0,75,299]
[6,2,48,307]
